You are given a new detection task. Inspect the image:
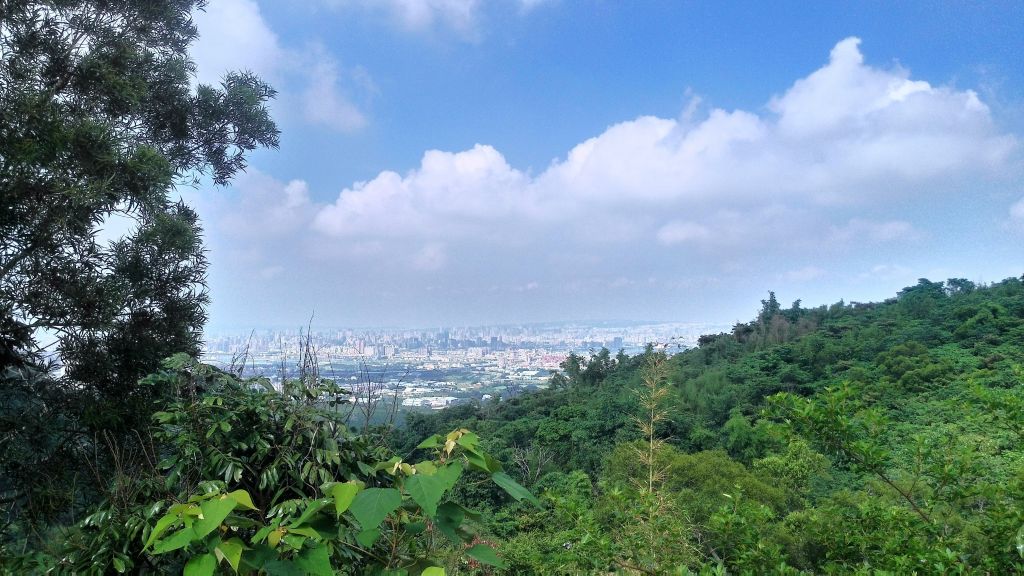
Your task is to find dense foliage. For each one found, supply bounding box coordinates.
[0,0,278,534]
[2,355,536,574]
[392,277,1024,574]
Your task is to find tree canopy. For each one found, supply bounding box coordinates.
[0,0,278,529]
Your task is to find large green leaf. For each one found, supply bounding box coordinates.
[436,461,463,492]
[466,544,507,568]
[292,498,330,527]
[356,528,381,548]
[295,543,333,576]
[145,513,179,548]
[455,431,480,450]
[405,473,446,517]
[491,472,540,506]
[422,568,445,576]
[433,502,465,543]
[416,435,442,449]
[349,488,401,530]
[331,482,360,516]
[263,559,305,576]
[227,490,258,511]
[216,538,245,573]
[184,553,217,576]
[153,527,195,554]
[193,496,238,538]
[463,448,502,474]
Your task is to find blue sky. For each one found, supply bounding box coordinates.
[186,0,1024,330]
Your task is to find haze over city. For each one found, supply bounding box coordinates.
[180,1,1023,330]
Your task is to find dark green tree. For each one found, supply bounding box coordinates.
[0,0,279,530]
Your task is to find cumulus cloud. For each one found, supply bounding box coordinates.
[203,38,1022,326]
[308,37,1014,255]
[191,0,372,133]
[313,144,534,239]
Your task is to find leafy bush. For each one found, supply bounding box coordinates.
[19,356,534,575]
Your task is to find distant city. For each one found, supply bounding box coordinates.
[202,321,731,414]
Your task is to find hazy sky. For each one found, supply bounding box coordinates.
[183,1,1024,330]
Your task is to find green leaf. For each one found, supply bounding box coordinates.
[287,526,320,539]
[434,502,465,543]
[292,498,329,527]
[455,431,480,450]
[216,538,245,573]
[184,553,217,576]
[466,544,507,568]
[112,557,126,573]
[415,461,437,474]
[240,544,276,571]
[405,473,446,517]
[356,528,381,548]
[153,527,196,554]
[193,496,237,538]
[416,435,442,449]
[463,447,500,474]
[263,559,305,576]
[374,457,400,472]
[436,461,463,492]
[422,568,445,576]
[146,513,179,548]
[295,543,333,576]
[491,472,540,506]
[331,482,360,516]
[251,525,273,545]
[349,488,401,530]
[227,490,258,511]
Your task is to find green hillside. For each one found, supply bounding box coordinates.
[390,277,1024,574]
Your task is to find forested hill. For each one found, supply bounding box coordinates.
[390,276,1024,573]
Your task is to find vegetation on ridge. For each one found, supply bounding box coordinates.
[392,277,1024,574]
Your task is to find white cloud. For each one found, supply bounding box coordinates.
[191,0,283,85]
[323,0,480,36]
[192,0,371,133]
[201,38,1022,326]
[1011,197,1024,223]
[300,49,369,132]
[313,144,534,239]
[304,37,1016,269]
[207,171,315,245]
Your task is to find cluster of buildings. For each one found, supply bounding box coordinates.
[202,321,729,410]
